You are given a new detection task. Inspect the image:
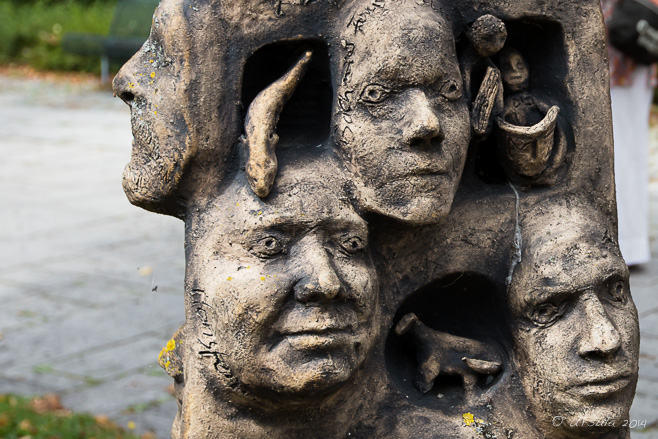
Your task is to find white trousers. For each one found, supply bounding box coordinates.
[610,66,653,265]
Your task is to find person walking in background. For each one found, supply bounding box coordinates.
[602,0,656,266]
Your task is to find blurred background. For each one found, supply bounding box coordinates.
[0,0,657,438]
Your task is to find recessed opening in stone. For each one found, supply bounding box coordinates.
[385,272,512,410]
[241,39,332,149]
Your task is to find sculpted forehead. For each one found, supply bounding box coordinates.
[518,238,624,297]
[208,163,364,237]
[344,8,459,86]
[511,210,626,306]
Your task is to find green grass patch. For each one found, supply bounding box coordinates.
[32,364,54,375]
[0,394,148,439]
[0,0,117,73]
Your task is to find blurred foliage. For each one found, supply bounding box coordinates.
[0,394,151,439]
[0,0,117,73]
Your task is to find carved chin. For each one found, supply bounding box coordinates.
[122,156,184,211]
[226,334,367,398]
[238,353,358,397]
[526,374,634,435]
[353,180,455,226]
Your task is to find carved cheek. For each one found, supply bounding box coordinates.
[335,260,377,317]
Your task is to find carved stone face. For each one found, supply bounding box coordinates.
[509,212,639,437]
[112,0,192,211]
[334,7,470,225]
[499,48,529,93]
[187,166,378,398]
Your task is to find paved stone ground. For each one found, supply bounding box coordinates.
[0,72,656,438]
[0,74,185,438]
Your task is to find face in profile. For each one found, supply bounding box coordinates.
[333,4,470,225]
[498,48,529,93]
[509,209,639,437]
[112,0,192,210]
[187,163,378,398]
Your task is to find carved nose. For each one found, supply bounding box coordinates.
[578,292,622,361]
[295,269,342,303]
[293,241,342,303]
[404,91,443,148]
[112,64,140,107]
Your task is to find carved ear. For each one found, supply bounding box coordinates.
[244,50,313,198]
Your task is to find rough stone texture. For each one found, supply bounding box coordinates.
[108,0,647,437]
[0,69,657,437]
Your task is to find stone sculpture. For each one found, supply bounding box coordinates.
[509,201,639,439]
[113,0,639,437]
[494,47,567,183]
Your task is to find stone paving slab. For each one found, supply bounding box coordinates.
[0,73,185,438]
[0,71,657,439]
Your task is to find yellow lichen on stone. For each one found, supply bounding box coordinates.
[158,337,182,377]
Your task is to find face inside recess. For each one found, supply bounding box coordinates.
[498,48,529,93]
[333,4,470,225]
[509,209,639,437]
[187,162,378,398]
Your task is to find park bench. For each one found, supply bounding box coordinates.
[62,0,159,83]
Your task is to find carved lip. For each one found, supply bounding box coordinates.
[411,167,447,176]
[394,166,448,181]
[279,325,353,336]
[568,374,633,399]
[274,306,357,335]
[282,330,353,351]
[506,74,525,82]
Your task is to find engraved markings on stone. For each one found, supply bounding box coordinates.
[113,0,638,436]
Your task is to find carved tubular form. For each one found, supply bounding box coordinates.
[496,105,560,177]
[244,50,313,198]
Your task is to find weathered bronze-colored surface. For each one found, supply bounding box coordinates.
[114,0,639,437]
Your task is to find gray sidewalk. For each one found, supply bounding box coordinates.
[0,74,184,438]
[0,72,656,438]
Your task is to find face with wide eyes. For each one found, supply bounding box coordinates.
[333,9,470,225]
[187,181,378,398]
[510,232,639,437]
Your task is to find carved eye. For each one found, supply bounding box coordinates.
[608,280,627,303]
[360,84,390,104]
[339,236,365,255]
[531,302,561,327]
[439,79,462,101]
[251,235,284,259]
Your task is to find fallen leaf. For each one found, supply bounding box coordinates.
[31,394,65,413]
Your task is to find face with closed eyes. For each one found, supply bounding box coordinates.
[333,6,470,225]
[498,48,529,93]
[509,210,639,437]
[187,168,378,398]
